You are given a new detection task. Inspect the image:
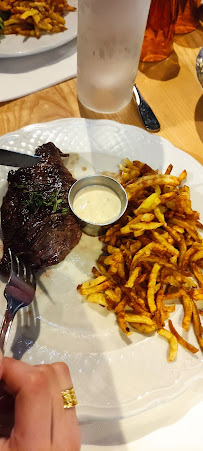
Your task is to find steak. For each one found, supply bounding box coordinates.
[0,142,82,274]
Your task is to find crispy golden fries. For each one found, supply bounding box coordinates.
[77,158,203,361]
[0,0,76,38]
[168,319,198,354]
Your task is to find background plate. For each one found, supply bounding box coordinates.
[0,0,77,58]
[0,118,202,420]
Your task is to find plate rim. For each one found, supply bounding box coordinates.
[1,117,203,172]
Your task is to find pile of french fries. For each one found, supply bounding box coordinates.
[0,0,76,38]
[78,159,203,362]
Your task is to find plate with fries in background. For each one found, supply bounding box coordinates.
[0,118,202,420]
[0,0,77,57]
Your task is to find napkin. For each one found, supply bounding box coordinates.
[0,39,77,103]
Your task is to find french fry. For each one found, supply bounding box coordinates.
[192,263,203,287]
[79,280,113,296]
[131,222,163,231]
[147,263,160,313]
[152,230,179,256]
[105,288,121,304]
[178,169,187,182]
[164,289,185,300]
[126,174,181,200]
[133,192,160,214]
[120,213,154,234]
[155,287,165,327]
[181,245,199,269]
[157,328,178,361]
[192,288,203,301]
[87,293,108,307]
[165,164,173,175]
[124,312,156,326]
[117,312,132,336]
[178,237,187,267]
[79,275,107,289]
[114,298,128,314]
[181,293,193,331]
[192,250,203,262]
[125,266,141,288]
[168,319,198,354]
[130,323,157,334]
[154,205,166,225]
[163,304,175,313]
[169,217,201,242]
[192,303,203,351]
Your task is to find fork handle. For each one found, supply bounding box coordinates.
[0,307,15,354]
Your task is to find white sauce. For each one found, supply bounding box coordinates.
[73,185,121,224]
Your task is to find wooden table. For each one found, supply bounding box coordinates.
[0,26,202,166]
[0,23,202,451]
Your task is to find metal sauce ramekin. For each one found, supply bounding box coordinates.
[68,175,128,236]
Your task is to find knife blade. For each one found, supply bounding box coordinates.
[0,149,41,168]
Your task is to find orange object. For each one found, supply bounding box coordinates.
[140,0,179,62]
[175,0,201,34]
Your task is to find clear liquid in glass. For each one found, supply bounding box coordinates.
[77,0,151,113]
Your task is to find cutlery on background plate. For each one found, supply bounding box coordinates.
[133,85,160,133]
[0,249,36,354]
[0,148,40,167]
[196,47,203,89]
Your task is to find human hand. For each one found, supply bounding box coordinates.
[0,351,80,451]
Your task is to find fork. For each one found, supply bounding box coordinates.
[0,249,36,354]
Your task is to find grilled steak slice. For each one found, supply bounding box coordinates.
[0,142,82,274]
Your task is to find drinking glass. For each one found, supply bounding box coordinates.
[140,0,179,62]
[175,0,201,34]
[77,0,151,113]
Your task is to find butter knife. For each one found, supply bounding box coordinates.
[0,149,40,167]
[133,85,160,132]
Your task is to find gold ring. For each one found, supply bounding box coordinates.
[61,387,78,409]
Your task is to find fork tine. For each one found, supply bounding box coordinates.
[21,259,36,288]
[20,257,27,281]
[15,255,21,278]
[8,248,19,276]
[8,248,14,275]
[15,254,28,281]
[30,271,36,289]
[8,249,35,287]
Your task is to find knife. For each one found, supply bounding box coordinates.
[0,149,41,168]
[133,85,160,132]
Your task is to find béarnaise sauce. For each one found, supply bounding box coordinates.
[73,184,121,224]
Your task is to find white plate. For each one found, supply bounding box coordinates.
[0,0,77,58]
[0,118,202,420]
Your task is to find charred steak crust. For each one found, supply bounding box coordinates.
[0,142,82,274]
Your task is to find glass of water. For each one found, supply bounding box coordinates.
[77,0,151,114]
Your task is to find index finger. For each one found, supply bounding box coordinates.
[2,357,33,395]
